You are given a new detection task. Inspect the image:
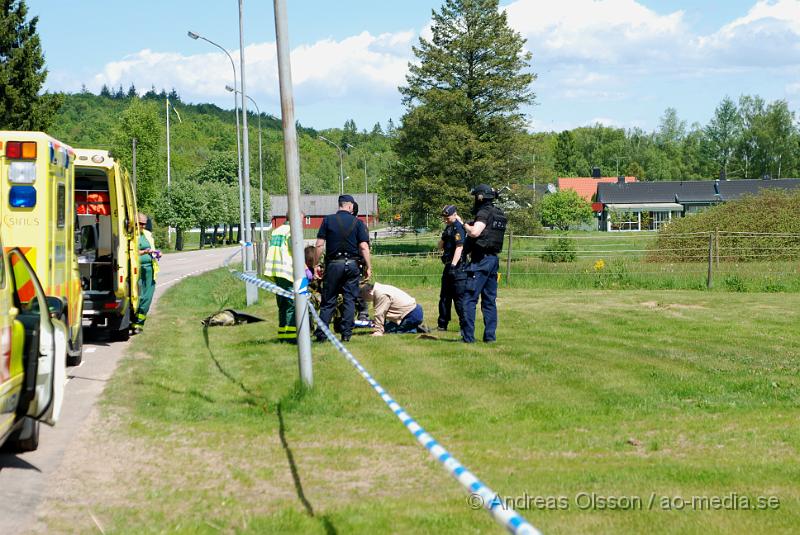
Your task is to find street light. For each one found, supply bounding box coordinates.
[165,97,181,247]
[226,85,265,242]
[187,30,245,245]
[319,135,345,194]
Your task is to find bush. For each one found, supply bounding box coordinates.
[650,190,800,262]
[541,236,577,262]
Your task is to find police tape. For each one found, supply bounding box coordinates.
[227,267,541,535]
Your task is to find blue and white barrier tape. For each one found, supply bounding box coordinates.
[227,268,541,535]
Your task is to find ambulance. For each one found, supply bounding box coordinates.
[73,149,140,341]
[0,132,84,365]
[0,243,67,451]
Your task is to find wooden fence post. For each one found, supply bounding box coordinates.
[715,228,720,267]
[506,232,513,286]
[707,232,714,289]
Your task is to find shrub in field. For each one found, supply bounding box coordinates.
[541,236,577,262]
[650,190,800,262]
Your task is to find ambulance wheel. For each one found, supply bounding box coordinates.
[67,327,83,367]
[7,417,40,452]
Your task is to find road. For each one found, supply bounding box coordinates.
[0,246,237,533]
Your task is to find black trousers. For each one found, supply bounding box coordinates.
[316,260,360,338]
[437,264,466,329]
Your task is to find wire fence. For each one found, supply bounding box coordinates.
[370,231,800,292]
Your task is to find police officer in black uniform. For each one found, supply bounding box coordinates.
[462,184,507,343]
[437,205,467,332]
[314,194,372,342]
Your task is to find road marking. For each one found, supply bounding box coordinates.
[85,347,97,354]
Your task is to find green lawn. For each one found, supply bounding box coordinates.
[58,268,800,534]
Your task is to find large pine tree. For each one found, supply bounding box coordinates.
[0,0,62,130]
[395,0,535,219]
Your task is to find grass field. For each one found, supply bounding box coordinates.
[371,231,800,292]
[48,267,800,534]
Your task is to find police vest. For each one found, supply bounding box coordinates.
[474,205,507,254]
[266,224,294,281]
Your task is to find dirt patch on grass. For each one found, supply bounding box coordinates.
[640,301,707,310]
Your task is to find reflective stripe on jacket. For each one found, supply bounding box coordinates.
[265,223,294,282]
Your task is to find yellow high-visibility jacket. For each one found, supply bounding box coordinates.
[265,223,293,282]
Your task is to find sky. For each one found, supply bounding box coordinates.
[27,0,800,133]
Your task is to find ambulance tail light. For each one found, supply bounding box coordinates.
[103,301,120,310]
[9,186,37,208]
[8,161,37,183]
[5,141,37,159]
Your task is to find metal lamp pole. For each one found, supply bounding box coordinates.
[319,135,344,194]
[237,0,255,290]
[227,86,265,243]
[187,30,245,248]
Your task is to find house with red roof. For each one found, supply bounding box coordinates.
[557,176,637,208]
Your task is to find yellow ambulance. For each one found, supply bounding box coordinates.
[73,149,140,341]
[0,132,83,365]
[0,244,67,451]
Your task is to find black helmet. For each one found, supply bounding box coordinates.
[470,184,496,200]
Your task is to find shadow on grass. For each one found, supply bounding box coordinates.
[202,325,337,535]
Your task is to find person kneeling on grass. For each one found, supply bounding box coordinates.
[360,282,428,336]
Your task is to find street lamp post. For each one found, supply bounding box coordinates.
[236,0,257,306]
[165,97,181,247]
[187,30,245,248]
[319,135,345,194]
[227,86,265,242]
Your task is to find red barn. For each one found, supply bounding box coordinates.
[270,194,379,229]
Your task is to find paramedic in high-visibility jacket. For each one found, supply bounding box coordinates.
[133,213,160,333]
[265,216,298,342]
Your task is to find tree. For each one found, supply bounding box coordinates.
[154,180,201,251]
[395,0,535,218]
[704,97,740,178]
[554,130,578,176]
[341,118,358,149]
[111,99,164,211]
[0,0,63,130]
[189,151,238,184]
[99,84,112,98]
[540,189,592,230]
[127,84,137,98]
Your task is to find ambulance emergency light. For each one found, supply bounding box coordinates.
[5,141,37,159]
[9,185,36,208]
[8,161,37,183]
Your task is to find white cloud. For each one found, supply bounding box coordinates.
[503,0,688,64]
[89,30,415,109]
[696,0,800,67]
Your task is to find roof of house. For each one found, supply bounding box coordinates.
[597,178,800,205]
[269,193,378,218]
[558,176,637,201]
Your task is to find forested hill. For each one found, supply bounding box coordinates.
[46,91,396,205]
[45,90,800,215]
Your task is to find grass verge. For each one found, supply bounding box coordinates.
[51,268,800,534]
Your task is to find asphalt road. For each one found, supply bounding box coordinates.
[0,245,238,533]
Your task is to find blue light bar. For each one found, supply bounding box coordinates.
[9,186,37,208]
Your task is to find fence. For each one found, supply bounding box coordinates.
[370,231,800,292]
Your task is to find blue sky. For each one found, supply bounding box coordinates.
[29,0,800,133]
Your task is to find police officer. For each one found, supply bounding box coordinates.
[437,205,466,332]
[462,184,507,343]
[313,194,372,342]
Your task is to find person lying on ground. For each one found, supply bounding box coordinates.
[360,282,427,336]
